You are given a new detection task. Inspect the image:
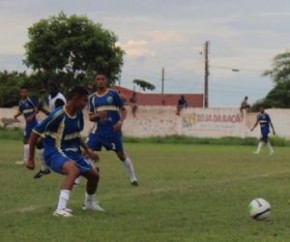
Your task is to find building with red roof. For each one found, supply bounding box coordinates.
[113,86,204,107]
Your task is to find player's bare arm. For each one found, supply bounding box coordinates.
[120,106,127,121]
[251,120,258,131]
[38,102,50,116]
[26,109,40,123]
[13,109,22,120]
[80,138,99,162]
[26,131,40,170]
[270,121,276,135]
[114,106,127,131]
[88,111,107,122]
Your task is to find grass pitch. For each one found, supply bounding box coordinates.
[1,140,290,242]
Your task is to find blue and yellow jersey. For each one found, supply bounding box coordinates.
[18,97,39,123]
[33,107,84,155]
[88,89,123,134]
[257,112,271,133]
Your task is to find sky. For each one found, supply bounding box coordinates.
[1,0,290,107]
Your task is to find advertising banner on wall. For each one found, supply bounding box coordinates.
[179,108,249,138]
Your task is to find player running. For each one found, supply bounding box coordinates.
[86,73,138,186]
[251,106,276,155]
[26,86,104,217]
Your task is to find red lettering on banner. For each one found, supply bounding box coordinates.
[197,113,242,123]
[213,115,221,122]
[206,114,212,122]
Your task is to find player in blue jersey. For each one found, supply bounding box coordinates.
[251,106,276,155]
[26,86,104,217]
[33,80,67,179]
[13,86,47,169]
[86,73,138,186]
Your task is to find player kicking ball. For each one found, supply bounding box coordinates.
[26,86,104,217]
[251,106,276,155]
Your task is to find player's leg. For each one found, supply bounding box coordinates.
[85,133,102,171]
[265,136,274,155]
[23,138,30,165]
[44,152,80,217]
[116,151,138,186]
[73,176,81,187]
[72,156,104,211]
[33,139,51,178]
[16,125,30,165]
[114,134,138,186]
[53,160,80,217]
[73,134,102,187]
[253,135,265,155]
[82,168,104,211]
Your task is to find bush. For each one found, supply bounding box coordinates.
[124,135,289,146]
[1,127,288,147]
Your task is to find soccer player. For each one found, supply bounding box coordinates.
[26,86,104,217]
[47,79,67,111]
[47,80,82,184]
[251,106,276,155]
[33,80,67,179]
[86,73,138,186]
[13,86,45,168]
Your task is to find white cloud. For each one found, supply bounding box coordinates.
[140,31,185,44]
[128,40,146,45]
[120,40,155,58]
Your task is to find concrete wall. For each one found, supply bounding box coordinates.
[0,106,287,139]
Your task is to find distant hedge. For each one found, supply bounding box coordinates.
[1,127,289,146]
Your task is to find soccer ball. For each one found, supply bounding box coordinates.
[248,198,271,220]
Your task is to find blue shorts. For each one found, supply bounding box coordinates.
[87,131,124,153]
[44,149,93,175]
[24,121,37,140]
[261,130,269,141]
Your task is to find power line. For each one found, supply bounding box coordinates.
[210,65,264,73]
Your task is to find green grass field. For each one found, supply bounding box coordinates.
[1,140,290,242]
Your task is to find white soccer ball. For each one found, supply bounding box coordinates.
[248,198,271,220]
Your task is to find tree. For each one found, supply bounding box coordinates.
[24,12,124,92]
[0,71,45,107]
[252,51,290,110]
[133,79,155,91]
[263,52,290,84]
[0,71,30,107]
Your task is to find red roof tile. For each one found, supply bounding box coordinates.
[113,86,204,107]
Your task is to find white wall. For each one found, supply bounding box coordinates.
[0,106,285,139]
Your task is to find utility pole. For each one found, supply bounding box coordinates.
[161,67,165,94]
[204,41,210,108]
[118,74,121,86]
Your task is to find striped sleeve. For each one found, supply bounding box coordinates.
[33,109,63,135]
[88,94,95,114]
[112,90,124,108]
